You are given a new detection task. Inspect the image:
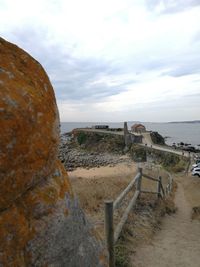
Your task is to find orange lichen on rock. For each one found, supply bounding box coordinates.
[0,36,60,210]
[0,37,107,266]
[0,205,34,266]
[0,36,68,265]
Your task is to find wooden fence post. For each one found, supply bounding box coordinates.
[169,177,173,193]
[105,201,115,267]
[157,176,161,198]
[136,167,142,192]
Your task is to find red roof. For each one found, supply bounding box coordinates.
[131,124,146,130]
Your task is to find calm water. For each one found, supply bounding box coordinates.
[61,122,200,147]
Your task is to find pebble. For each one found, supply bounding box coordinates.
[59,133,132,171]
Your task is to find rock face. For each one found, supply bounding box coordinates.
[59,133,131,171]
[150,131,165,145]
[0,37,107,266]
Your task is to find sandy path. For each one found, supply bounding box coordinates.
[132,176,200,267]
[141,132,191,157]
[68,160,137,180]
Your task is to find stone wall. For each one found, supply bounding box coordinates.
[0,37,108,266]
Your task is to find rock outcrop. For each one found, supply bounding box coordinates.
[150,131,165,145]
[0,37,107,266]
[59,133,131,171]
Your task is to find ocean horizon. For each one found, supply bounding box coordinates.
[61,121,200,147]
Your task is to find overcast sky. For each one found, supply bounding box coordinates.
[0,0,200,122]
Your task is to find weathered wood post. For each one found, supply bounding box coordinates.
[169,176,173,193]
[105,200,115,267]
[136,167,142,194]
[157,176,162,198]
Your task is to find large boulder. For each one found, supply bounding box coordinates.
[0,37,107,266]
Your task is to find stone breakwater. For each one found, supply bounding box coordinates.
[59,133,132,171]
[0,37,107,266]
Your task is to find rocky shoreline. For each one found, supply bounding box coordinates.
[59,133,132,171]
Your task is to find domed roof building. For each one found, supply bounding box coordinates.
[131,123,146,133]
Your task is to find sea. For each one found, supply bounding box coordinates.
[61,122,200,148]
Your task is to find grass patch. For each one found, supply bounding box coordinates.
[170,159,186,172]
[162,154,187,173]
[74,130,125,153]
[77,132,87,145]
[130,145,147,162]
[130,144,188,173]
[69,164,176,267]
[115,242,129,267]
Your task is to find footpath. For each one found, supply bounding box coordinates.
[131,174,200,267]
[141,132,191,158]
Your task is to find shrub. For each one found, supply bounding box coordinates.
[77,132,87,145]
[115,242,129,267]
[162,153,179,168]
[130,144,147,162]
[150,131,165,145]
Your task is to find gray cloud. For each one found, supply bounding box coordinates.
[145,0,200,14]
[183,92,200,98]
[56,79,134,101]
[5,27,132,102]
[193,31,200,42]
[2,10,200,122]
[161,55,200,77]
[49,56,132,101]
[163,65,200,77]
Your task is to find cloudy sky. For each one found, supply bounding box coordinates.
[0,0,200,122]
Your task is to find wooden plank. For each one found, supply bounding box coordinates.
[166,172,173,193]
[113,172,140,210]
[160,182,165,197]
[105,201,115,267]
[143,173,159,182]
[157,176,162,199]
[114,190,140,243]
[169,176,173,192]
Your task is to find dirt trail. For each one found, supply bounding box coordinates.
[132,175,200,267]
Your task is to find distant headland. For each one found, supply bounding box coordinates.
[169,120,200,124]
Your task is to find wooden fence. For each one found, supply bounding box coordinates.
[104,167,173,267]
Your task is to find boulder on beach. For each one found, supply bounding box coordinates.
[0,37,107,266]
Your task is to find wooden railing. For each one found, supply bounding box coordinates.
[104,167,173,267]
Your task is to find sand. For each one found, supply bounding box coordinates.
[68,161,138,180]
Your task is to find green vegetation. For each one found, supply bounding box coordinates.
[150,131,165,145]
[130,145,147,162]
[76,131,188,173]
[162,153,179,167]
[115,241,129,267]
[77,132,87,145]
[169,158,187,172]
[130,144,188,173]
[152,150,187,172]
[75,131,125,153]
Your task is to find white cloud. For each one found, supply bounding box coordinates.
[0,0,200,121]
